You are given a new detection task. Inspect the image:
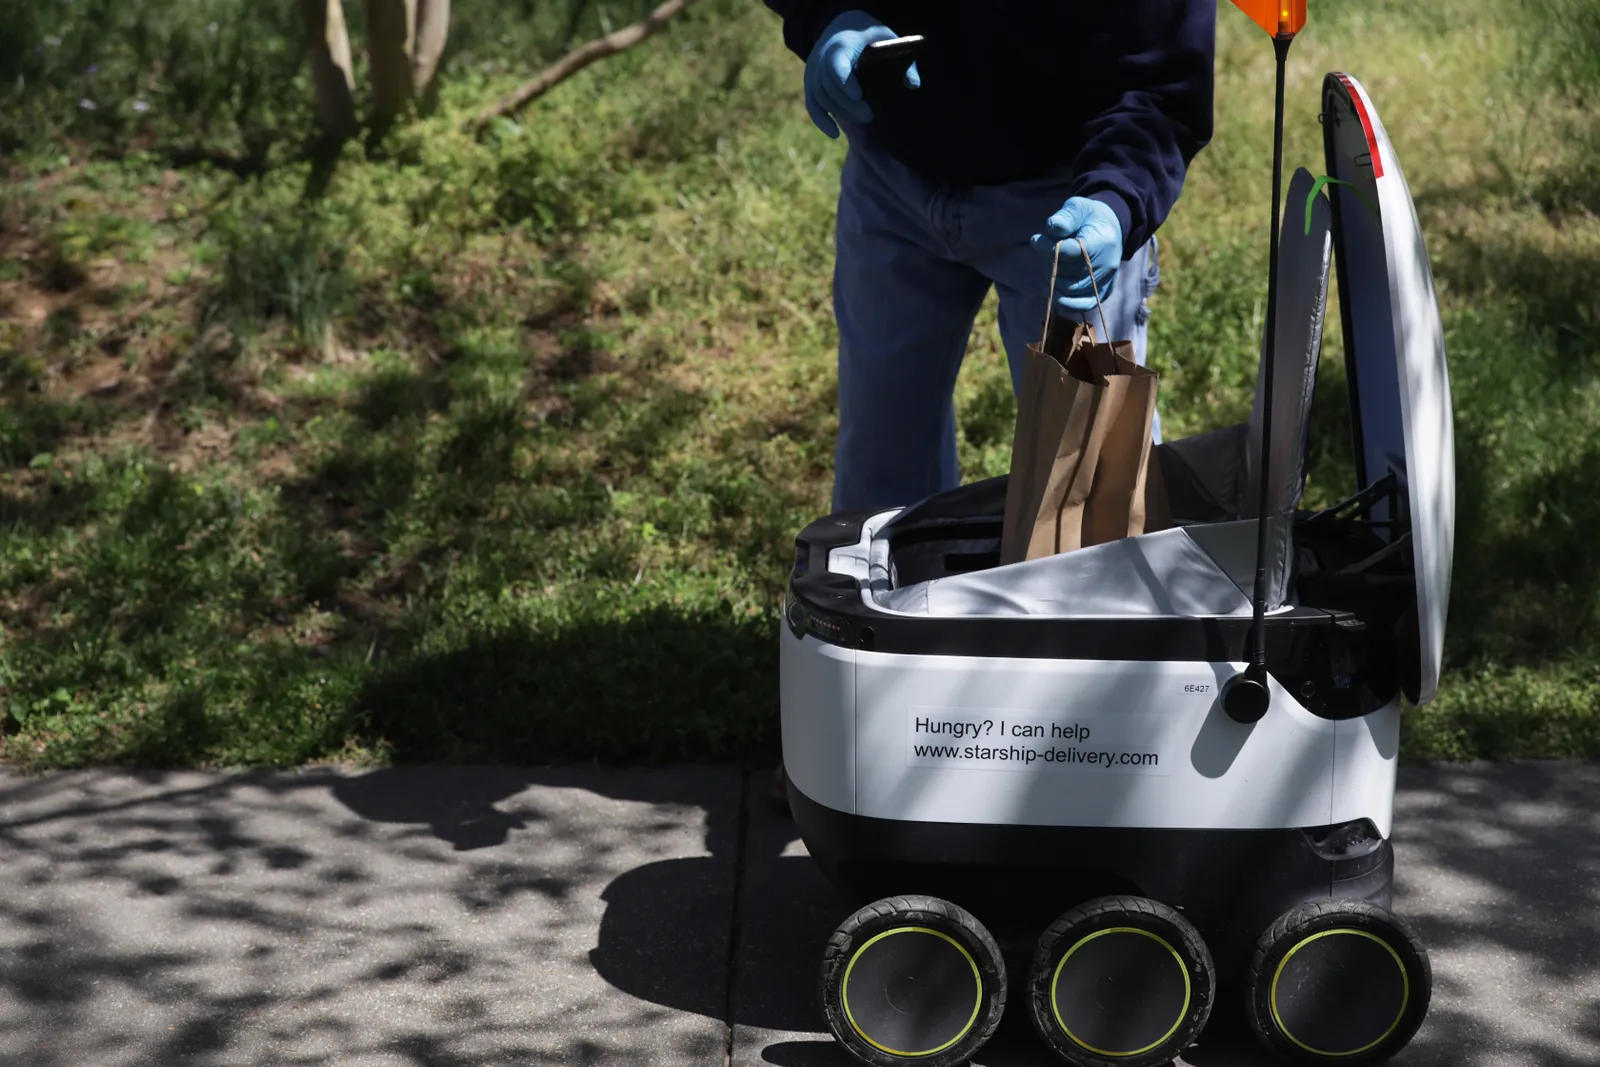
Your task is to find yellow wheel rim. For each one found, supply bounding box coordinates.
[1269,928,1409,1058]
[1050,926,1193,1058]
[840,926,984,1058]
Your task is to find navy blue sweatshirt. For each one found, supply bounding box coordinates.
[761,0,1216,257]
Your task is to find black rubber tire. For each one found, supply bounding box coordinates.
[1245,899,1432,1065]
[1028,895,1216,1067]
[820,895,1008,1067]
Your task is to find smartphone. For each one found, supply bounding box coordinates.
[854,34,925,101]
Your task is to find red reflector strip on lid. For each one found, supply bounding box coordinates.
[1336,73,1385,178]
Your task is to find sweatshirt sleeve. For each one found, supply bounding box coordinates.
[762,0,861,60]
[1068,0,1217,258]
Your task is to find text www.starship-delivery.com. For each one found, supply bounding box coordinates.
[911,717,1159,768]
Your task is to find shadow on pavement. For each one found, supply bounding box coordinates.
[580,760,1600,1067]
[0,765,739,1066]
[0,761,1594,1066]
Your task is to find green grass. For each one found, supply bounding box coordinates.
[2,0,1598,768]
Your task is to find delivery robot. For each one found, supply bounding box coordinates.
[778,73,1453,1067]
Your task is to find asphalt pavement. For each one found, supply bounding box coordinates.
[0,762,1594,1066]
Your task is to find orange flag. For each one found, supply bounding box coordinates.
[1230,0,1306,36]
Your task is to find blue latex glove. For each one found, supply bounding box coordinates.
[804,10,921,139]
[1030,197,1125,313]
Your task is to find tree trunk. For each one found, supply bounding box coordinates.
[301,0,358,139]
[412,0,451,105]
[364,0,418,126]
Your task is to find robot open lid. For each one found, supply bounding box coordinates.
[779,72,1454,1067]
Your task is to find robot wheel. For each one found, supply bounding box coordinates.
[1026,895,1216,1067]
[1245,899,1432,1064]
[819,894,1008,1067]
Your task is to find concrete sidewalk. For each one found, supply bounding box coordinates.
[0,763,1594,1066]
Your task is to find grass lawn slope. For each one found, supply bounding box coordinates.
[2,0,1598,768]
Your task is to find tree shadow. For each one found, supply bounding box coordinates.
[581,761,1600,1067]
[1431,229,1600,375]
[0,475,100,536]
[1448,435,1600,668]
[0,764,739,1066]
[0,759,1593,1065]
[2,246,760,765]
[353,608,778,767]
[1382,762,1600,1066]
[0,394,107,473]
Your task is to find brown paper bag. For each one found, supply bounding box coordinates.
[1000,239,1163,564]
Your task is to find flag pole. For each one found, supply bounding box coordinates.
[1224,9,1299,723]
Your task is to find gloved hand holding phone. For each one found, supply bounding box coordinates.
[804,10,922,139]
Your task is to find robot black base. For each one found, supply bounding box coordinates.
[789,782,1395,979]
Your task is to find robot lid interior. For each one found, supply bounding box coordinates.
[1320,71,1454,704]
[839,74,1453,704]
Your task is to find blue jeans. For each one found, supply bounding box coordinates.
[830,131,1162,514]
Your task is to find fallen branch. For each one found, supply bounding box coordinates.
[468,0,701,130]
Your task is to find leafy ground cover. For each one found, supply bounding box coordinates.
[2,0,1598,767]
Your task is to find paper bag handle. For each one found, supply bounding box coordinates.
[1039,237,1112,346]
